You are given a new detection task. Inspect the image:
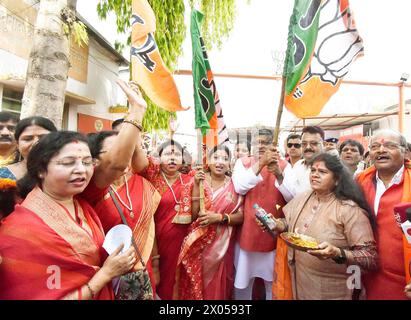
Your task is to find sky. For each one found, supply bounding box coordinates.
[78,0,411,148]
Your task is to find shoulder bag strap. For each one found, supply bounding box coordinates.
[108,187,147,270]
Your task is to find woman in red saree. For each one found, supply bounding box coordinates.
[176,145,244,300]
[0,131,135,300]
[136,139,211,300]
[84,130,161,297]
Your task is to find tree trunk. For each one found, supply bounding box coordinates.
[21,0,70,128]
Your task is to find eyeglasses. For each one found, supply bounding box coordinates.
[51,157,98,168]
[370,142,403,151]
[287,143,301,148]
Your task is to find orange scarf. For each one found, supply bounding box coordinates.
[272,237,293,300]
[357,160,411,284]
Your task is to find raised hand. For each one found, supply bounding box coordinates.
[116,79,147,122]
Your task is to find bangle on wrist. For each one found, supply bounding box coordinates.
[221,214,230,225]
[151,255,160,261]
[332,247,347,264]
[85,282,96,299]
[123,119,143,131]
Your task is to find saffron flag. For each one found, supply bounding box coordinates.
[131,0,187,112]
[284,0,364,118]
[191,10,229,149]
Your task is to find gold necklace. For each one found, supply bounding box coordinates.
[161,171,183,212]
[110,175,134,219]
[209,173,228,190]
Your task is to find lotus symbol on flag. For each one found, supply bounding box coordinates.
[300,0,364,86]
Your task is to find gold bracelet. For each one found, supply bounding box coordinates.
[151,255,160,261]
[123,119,143,131]
[85,282,96,299]
[225,214,231,225]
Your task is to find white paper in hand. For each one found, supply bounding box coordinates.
[103,224,133,255]
[401,221,411,244]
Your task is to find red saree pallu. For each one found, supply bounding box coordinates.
[83,175,161,296]
[175,182,243,300]
[140,157,212,299]
[357,161,411,300]
[0,187,113,300]
[154,181,192,300]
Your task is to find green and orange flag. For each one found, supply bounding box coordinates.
[284,0,364,118]
[131,0,187,112]
[191,10,229,149]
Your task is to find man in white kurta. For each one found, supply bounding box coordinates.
[232,129,288,300]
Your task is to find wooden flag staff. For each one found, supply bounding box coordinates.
[273,76,287,146]
[197,129,206,216]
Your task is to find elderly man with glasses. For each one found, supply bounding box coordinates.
[357,129,411,300]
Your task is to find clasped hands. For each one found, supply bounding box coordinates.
[259,146,283,181]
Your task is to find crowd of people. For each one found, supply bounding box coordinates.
[0,81,411,300]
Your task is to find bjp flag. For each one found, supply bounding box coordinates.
[131,0,187,112]
[284,0,364,118]
[191,10,229,150]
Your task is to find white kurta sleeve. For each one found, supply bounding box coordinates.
[274,163,297,202]
[232,158,263,195]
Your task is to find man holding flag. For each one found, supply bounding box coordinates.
[232,128,288,300]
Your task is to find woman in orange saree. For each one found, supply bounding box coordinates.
[0,132,135,300]
[176,145,244,300]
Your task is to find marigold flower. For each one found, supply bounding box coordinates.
[0,178,17,190]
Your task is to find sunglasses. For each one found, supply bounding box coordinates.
[287,143,301,148]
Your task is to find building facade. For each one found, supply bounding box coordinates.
[0,0,129,133]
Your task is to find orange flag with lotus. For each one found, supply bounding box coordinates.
[284,0,364,118]
[131,0,188,112]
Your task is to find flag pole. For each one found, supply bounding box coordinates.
[273,76,286,146]
[197,129,206,216]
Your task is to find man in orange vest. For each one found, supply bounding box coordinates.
[231,128,287,300]
[357,129,411,300]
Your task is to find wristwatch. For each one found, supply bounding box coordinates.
[332,248,347,264]
[221,214,229,224]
